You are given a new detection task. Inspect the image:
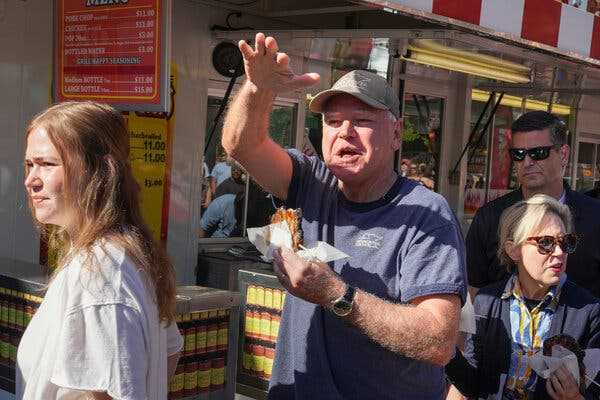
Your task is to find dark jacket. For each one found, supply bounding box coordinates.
[466,185,600,298]
[586,187,600,200]
[446,278,600,399]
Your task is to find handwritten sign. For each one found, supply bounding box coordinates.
[56,0,169,111]
[127,112,169,242]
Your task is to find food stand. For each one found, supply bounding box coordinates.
[5,1,600,399]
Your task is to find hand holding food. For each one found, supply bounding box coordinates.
[543,334,586,400]
[272,247,345,307]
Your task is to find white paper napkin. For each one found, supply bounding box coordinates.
[296,241,349,263]
[529,345,581,386]
[528,345,600,388]
[247,221,349,263]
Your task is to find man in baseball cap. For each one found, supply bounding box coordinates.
[308,69,401,118]
[222,33,466,400]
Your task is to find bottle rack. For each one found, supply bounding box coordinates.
[0,261,241,400]
[236,270,286,399]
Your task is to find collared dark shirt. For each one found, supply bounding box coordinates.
[466,184,600,298]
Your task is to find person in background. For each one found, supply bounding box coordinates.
[18,101,182,400]
[447,194,600,400]
[400,159,410,177]
[213,161,245,199]
[210,151,232,193]
[466,111,600,299]
[201,161,212,211]
[200,161,247,238]
[199,177,271,238]
[198,192,244,238]
[417,162,435,190]
[222,32,466,400]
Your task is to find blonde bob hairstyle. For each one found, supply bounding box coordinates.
[25,101,176,323]
[497,194,573,272]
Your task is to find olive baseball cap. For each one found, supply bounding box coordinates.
[309,70,400,118]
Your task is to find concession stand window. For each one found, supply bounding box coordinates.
[201,95,298,242]
[401,94,444,192]
[197,94,299,292]
[575,140,600,192]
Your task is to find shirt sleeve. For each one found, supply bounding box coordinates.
[400,222,467,305]
[166,321,183,356]
[51,304,148,400]
[285,149,331,209]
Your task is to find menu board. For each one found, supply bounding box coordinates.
[55,0,170,112]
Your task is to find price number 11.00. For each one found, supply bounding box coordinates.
[144,152,166,163]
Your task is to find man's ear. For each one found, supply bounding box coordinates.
[560,144,570,168]
[505,240,521,263]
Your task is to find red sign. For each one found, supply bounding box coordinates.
[56,0,162,106]
[490,127,512,190]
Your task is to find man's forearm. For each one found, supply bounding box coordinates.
[345,289,459,366]
[222,81,275,160]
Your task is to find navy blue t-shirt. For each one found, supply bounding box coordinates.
[268,150,467,400]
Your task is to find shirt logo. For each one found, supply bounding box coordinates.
[354,233,384,249]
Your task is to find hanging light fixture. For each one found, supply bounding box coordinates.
[471,89,570,115]
[403,40,531,84]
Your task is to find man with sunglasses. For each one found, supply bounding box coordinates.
[466,110,600,299]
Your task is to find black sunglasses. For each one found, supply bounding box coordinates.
[526,234,577,255]
[509,145,560,162]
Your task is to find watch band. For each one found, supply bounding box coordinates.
[342,285,356,303]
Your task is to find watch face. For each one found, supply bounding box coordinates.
[333,299,353,317]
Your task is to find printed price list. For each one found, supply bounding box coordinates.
[58,0,161,102]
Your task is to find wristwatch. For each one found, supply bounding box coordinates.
[331,284,356,317]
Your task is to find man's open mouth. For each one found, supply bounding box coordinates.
[338,148,360,157]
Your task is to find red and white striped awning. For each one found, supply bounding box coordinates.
[358,0,600,66]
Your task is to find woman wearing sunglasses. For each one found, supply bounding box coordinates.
[446,194,600,400]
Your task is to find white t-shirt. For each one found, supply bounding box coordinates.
[16,241,183,400]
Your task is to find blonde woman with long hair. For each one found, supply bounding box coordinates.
[17,101,182,399]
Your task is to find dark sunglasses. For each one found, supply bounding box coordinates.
[509,145,560,162]
[526,234,577,255]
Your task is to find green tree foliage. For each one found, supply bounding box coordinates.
[269,107,293,147]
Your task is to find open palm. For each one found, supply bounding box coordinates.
[238,33,320,94]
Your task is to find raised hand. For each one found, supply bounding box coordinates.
[238,33,320,94]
